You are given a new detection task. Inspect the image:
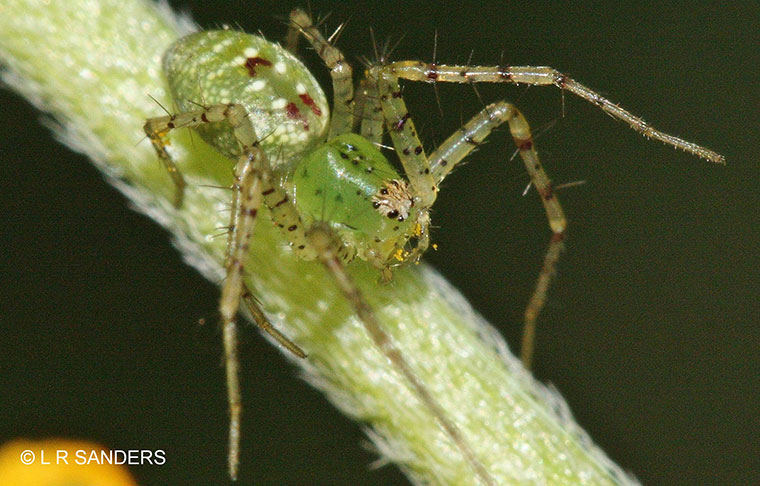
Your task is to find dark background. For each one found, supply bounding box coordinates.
[1,1,757,485]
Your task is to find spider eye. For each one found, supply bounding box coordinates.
[380,188,389,195]
[387,210,399,219]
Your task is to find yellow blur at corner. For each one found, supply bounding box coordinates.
[0,439,137,486]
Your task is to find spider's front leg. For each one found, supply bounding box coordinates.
[367,66,564,367]
[369,60,724,367]
[367,67,438,208]
[355,78,384,145]
[381,61,724,164]
[428,100,568,368]
[372,70,566,366]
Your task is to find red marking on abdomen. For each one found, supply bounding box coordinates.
[298,93,323,116]
[244,57,272,77]
[286,102,309,131]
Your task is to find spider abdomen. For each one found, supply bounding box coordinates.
[163,30,329,164]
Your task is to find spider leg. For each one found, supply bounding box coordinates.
[370,59,723,366]
[355,78,384,145]
[254,139,485,480]
[287,8,355,137]
[244,141,490,480]
[367,66,438,207]
[241,284,307,358]
[146,103,308,479]
[427,100,566,367]
[143,115,187,207]
[376,61,724,164]
[305,223,495,486]
[221,149,262,481]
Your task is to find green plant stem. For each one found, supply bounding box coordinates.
[0,1,638,484]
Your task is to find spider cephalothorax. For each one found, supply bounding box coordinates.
[290,133,427,268]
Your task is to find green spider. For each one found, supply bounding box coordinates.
[144,9,723,483]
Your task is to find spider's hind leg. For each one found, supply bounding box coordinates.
[287,8,355,137]
[241,283,307,358]
[146,103,307,479]
[217,104,314,479]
